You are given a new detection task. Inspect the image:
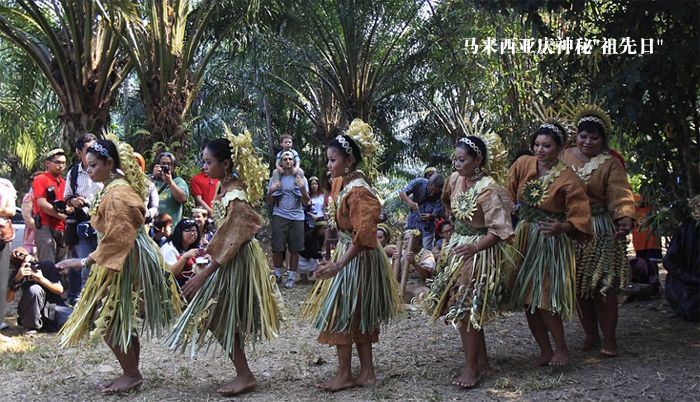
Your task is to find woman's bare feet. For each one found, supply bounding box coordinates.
[216,374,257,396]
[354,369,376,387]
[452,367,481,389]
[548,350,571,366]
[580,335,601,351]
[534,351,554,367]
[102,374,143,394]
[601,339,618,357]
[316,372,355,392]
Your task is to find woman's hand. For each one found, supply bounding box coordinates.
[314,261,341,280]
[56,258,83,272]
[539,219,570,237]
[452,244,478,260]
[402,251,416,266]
[183,249,199,260]
[615,217,634,239]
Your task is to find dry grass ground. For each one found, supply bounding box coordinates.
[1,282,699,402]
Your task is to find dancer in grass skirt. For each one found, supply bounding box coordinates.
[417,135,516,389]
[302,120,402,391]
[508,121,592,367]
[561,103,635,356]
[57,139,181,394]
[166,133,284,397]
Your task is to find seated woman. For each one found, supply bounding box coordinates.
[151,212,173,247]
[432,219,454,261]
[161,219,202,288]
[377,223,396,258]
[401,229,436,302]
[191,207,215,247]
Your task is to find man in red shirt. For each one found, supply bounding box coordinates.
[32,148,69,263]
[190,170,219,216]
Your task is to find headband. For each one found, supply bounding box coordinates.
[89,143,113,159]
[335,135,353,156]
[458,137,482,159]
[539,123,564,141]
[578,116,605,132]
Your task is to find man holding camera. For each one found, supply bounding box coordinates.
[64,134,103,305]
[6,247,72,332]
[152,151,189,226]
[32,148,69,264]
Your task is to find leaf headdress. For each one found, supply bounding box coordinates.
[222,124,269,204]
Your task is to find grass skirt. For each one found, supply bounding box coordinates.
[301,231,402,337]
[416,229,516,330]
[510,220,576,320]
[575,211,629,298]
[59,230,181,353]
[167,239,284,357]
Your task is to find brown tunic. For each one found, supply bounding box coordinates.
[206,181,263,266]
[89,183,146,272]
[560,148,635,220]
[507,155,592,240]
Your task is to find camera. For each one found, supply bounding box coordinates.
[29,261,40,271]
[46,186,68,214]
[160,164,170,174]
[195,256,209,265]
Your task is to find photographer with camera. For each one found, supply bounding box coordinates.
[64,133,103,305]
[160,219,206,288]
[32,148,70,263]
[152,151,189,226]
[6,247,72,332]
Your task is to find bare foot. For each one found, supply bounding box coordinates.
[600,339,618,357]
[579,335,600,351]
[479,363,495,378]
[316,372,355,392]
[534,352,554,367]
[354,370,376,387]
[100,376,121,389]
[102,374,143,394]
[452,367,481,389]
[548,350,571,367]
[216,374,257,396]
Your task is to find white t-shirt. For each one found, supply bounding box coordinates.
[310,194,325,219]
[160,241,180,265]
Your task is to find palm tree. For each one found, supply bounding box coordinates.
[267,0,426,144]
[108,0,258,157]
[0,0,132,144]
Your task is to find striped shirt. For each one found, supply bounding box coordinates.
[64,163,103,205]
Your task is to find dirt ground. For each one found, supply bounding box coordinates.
[1,275,699,402]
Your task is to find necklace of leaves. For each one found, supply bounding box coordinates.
[451,176,495,222]
[571,152,611,183]
[521,161,567,207]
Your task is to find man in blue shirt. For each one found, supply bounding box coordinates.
[400,173,445,249]
[266,151,310,288]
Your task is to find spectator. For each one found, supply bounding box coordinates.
[20,174,41,254]
[266,151,310,288]
[152,151,189,226]
[270,134,305,187]
[6,247,72,332]
[432,218,454,260]
[399,173,445,249]
[190,169,219,216]
[0,178,17,330]
[401,230,436,281]
[191,207,215,247]
[152,213,173,247]
[377,223,397,259]
[308,176,326,221]
[32,148,69,263]
[161,219,202,288]
[64,133,102,305]
[134,152,159,224]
